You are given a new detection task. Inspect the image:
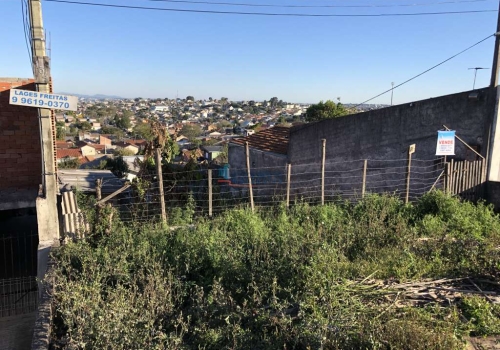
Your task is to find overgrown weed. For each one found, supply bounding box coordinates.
[51,191,500,349]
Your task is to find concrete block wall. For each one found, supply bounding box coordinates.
[284,88,495,200]
[289,87,495,165]
[0,79,42,197]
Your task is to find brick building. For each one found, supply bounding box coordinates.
[0,78,45,211]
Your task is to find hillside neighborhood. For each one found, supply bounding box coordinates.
[3,0,500,349]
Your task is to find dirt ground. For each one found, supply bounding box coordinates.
[467,336,500,350]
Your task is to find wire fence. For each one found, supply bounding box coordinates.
[0,233,39,317]
[101,157,447,224]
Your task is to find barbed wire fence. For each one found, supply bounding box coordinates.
[103,156,446,225]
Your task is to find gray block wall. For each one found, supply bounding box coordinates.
[289,87,495,164]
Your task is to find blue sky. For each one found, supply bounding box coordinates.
[1,0,498,104]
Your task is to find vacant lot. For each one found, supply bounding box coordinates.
[50,192,500,349]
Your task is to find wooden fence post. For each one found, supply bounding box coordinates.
[451,160,455,195]
[406,144,416,204]
[95,178,102,232]
[362,159,367,198]
[321,139,326,205]
[245,142,255,212]
[286,163,291,208]
[445,161,451,194]
[156,148,167,224]
[208,169,213,217]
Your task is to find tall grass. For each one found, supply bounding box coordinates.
[51,191,500,349]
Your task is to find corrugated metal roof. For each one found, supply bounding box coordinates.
[58,169,125,193]
[230,126,290,155]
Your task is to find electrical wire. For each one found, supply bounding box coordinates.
[144,0,491,9]
[21,0,33,71]
[352,33,496,108]
[43,0,497,17]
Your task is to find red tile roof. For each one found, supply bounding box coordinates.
[56,141,73,149]
[57,149,82,159]
[230,126,290,155]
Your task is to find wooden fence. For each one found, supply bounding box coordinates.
[446,159,486,202]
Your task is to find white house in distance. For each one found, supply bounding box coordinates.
[151,105,169,113]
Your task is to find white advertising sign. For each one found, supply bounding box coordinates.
[9,89,78,111]
[436,130,456,156]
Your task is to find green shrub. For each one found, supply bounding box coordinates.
[50,192,500,349]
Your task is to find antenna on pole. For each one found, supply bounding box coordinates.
[469,67,489,89]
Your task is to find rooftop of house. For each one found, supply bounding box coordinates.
[57,149,83,159]
[56,140,74,149]
[230,126,290,155]
[58,169,125,193]
[202,146,224,153]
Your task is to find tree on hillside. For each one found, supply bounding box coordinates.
[100,126,125,140]
[133,123,154,141]
[76,120,92,131]
[56,121,66,140]
[181,124,203,142]
[305,100,349,122]
[269,97,279,108]
[114,114,131,130]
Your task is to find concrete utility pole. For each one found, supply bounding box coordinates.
[490,1,500,87]
[28,0,60,291]
[488,2,500,181]
[486,2,500,181]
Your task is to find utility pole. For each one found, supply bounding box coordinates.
[29,0,60,300]
[490,0,500,87]
[29,0,59,242]
[488,2,500,182]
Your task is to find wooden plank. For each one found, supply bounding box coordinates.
[208,169,212,217]
[471,161,476,200]
[362,159,367,198]
[457,161,463,195]
[442,125,485,160]
[95,184,131,206]
[286,163,291,208]
[245,142,254,212]
[450,159,455,195]
[156,148,166,224]
[321,139,326,205]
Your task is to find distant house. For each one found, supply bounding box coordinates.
[115,142,139,155]
[123,139,148,152]
[150,105,169,113]
[202,145,223,161]
[80,145,97,157]
[56,149,84,164]
[56,140,74,149]
[121,155,144,181]
[100,135,112,146]
[208,131,222,138]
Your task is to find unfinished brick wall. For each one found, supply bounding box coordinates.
[0,78,42,191]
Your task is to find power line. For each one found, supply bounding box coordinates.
[20,0,33,71]
[352,33,495,109]
[43,0,497,17]
[145,0,491,9]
